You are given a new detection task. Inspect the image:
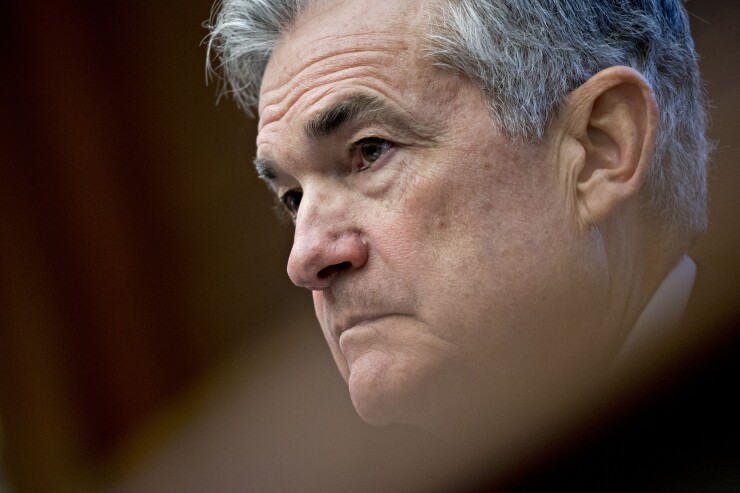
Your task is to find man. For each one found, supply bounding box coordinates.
[206,0,708,442]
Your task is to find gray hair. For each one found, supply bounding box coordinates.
[206,0,709,240]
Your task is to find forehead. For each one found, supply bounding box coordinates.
[257,0,429,128]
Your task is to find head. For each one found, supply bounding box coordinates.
[207,0,708,435]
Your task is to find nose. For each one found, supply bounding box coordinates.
[286,196,368,290]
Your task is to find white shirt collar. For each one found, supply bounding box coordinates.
[613,255,696,367]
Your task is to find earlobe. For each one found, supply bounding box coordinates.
[557,66,659,229]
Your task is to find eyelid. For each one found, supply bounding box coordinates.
[348,134,389,151]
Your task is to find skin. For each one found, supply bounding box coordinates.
[255,0,664,437]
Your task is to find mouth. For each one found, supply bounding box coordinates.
[333,313,401,339]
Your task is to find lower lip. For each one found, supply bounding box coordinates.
[337,315,394,340]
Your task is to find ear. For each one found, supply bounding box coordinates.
[556,66,659,229]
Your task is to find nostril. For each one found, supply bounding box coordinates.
[317,261,352,279]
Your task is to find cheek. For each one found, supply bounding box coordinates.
[384,144,534,282]
[388,143,584,328]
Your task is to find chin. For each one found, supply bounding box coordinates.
[345,350,403,426]
[344,347,460,429]
[348,381,396,427]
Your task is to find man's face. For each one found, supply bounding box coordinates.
[256,0,614,431]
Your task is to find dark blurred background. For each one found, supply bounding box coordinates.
[0,1,738,492]
[1,1,304,490]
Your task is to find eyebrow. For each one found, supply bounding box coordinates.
[254,156,277,183]
[304,93,385,140]
[303,92,435,142]
[254,92,436,182]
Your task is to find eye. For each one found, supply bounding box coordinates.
[280,189,303,216]
[355,137,393,171]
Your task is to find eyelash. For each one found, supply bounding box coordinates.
[279,137,394,219]
[279,189,302,219]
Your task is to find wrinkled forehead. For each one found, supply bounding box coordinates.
[258,0,429,113]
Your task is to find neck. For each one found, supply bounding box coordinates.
[599,208,683,360]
